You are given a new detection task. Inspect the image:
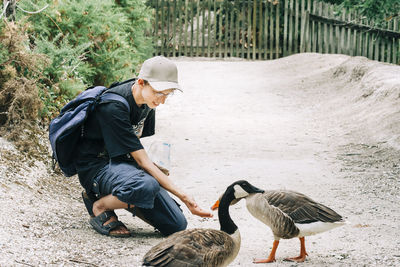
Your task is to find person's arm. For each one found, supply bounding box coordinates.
[131,149,212,218]
[153,162,169,176]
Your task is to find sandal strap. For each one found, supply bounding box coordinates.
[89,211,130,237]
[96,210,117,224]
[102,220,126,233]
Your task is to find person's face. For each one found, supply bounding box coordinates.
[141,83,175,109]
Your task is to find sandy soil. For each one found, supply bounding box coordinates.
[1,53,400,266]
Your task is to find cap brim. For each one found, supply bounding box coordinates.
[148,81,183,92]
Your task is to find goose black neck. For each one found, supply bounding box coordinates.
[218,189,238,235]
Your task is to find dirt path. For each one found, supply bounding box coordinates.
[1,54,399,266]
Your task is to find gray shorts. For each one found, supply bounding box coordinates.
[91,161,187,236]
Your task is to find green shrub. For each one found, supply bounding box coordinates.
[1,0,154,130]
[322,0,400,26]
[34,33,92,96]
[18,0,153,89]
[0,0,153,123]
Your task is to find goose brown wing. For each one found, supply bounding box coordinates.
[251,193,299,239]
[143,228,235,267]
[264,190,343,224]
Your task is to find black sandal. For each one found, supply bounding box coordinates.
[89,210,131,237]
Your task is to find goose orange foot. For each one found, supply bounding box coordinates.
[284,253,308,262]
[253,257,276,263]
[253,240,279,264]
[284,237,308,262]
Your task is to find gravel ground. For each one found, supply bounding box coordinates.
[1,53,399,266]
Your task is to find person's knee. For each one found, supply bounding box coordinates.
[113,175,160,207]
[173,212,188,232]
[160,212,187,236]
[141,177,160,197]
[175,214,188,231]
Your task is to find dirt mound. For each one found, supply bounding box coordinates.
[277,53,400,149]
[327,55,400,148]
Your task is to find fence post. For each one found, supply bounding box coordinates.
[394,18,399,64]
[178,0,183,56]
[288,0,294,55]
[275,2,280,58]
[306,0,311,52]
[184,0,189,56]
[160,0,165,56]
[247,0,251,59]
[300,10,309,53]
[234,0,240,57]
[300,0,305,53]
[196,0,200,57]
[241,1,245,58]
[369,22,374,59]
[190,0,194,57]
[294,0,299,53]
[172,0,177,57]
[269,2,273,59]
[263,1,271,59]
[154,0,159,56]
[213,0,217,57]
[311,0,317,52]
[167,1,171,57]
[230,2,234,57]
[328,4,334,53]
[201,0,205,57]
[386,18,392,63]
[207,0,211,57]
[252,0,257,59]
[258,0,263,59]
[346,9,352,55]
[219,1,223,58]
[283,0,288,57]
[317,1,323,53]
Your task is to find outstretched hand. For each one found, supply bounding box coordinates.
[182,195,213,218]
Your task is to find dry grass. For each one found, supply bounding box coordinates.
[0,21,49,160]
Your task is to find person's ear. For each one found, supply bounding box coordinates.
[137,78,145,86]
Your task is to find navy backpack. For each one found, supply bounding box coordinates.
[49,83,131,177]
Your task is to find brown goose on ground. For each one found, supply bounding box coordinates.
[212,184,347,263]
[142,180,264,267]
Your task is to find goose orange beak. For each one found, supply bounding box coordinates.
[211,200,220,210]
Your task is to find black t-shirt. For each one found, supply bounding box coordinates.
[75,79,155,191]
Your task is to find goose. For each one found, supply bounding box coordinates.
[212,182,347,263]
[142,180,264,267]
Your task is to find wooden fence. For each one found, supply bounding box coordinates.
[147,0,400,64]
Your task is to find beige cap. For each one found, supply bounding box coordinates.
[138,56,182,92]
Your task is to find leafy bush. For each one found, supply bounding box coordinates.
[18,0,153,88]
[0,0,154,158]
[322,0,400,26]
[0,20,46,126]
[1,0,154,123]
[34,33,92,96]
[0,20,51,157]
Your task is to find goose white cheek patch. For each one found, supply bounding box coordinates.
[233,185,249,199]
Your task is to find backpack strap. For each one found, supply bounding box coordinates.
[99,92,130,112]
[108,78,136,89]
